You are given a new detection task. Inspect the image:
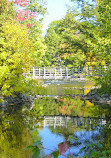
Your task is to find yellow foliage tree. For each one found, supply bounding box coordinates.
[0,20,34,96]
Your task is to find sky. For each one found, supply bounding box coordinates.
[42,0,73,36]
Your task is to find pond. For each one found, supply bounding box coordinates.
[0,80,111,158]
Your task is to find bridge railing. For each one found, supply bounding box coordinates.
[25,66,107,79]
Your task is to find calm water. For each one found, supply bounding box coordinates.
[42,80,94,95]
[0,80,111,158]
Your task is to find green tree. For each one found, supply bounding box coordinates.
[45,13,86,67]
[24,0,48,67]
[0,0,48,97]
[70,0,111,64]
[29,22,47,67]
[45,20,63,66]
[70,0,111,93]
[0,20,34,96]
[58,12,86,67]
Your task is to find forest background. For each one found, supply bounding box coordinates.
[0,0,111,98]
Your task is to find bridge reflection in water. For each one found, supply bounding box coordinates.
[38,116,107,129]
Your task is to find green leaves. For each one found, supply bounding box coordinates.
[26,145,33,150]
[32,147,40,158]
[26,141,42,158]
[51,151,59,158]
[69,0,111,93]
[46,151,59,158]
[0,0,47,96]
[45,13,86,67]
[26,141,60,158]
[68,135,78,141]
[80,141,108,158]
[95,67,111,94]
[0,20,34,96]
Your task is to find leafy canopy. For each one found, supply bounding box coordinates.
[0,0,47,96]
[45,13,86,67]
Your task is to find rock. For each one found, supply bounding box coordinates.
[101,94,109,98]
[1,101,8,107]
[107,100,111,104]
[84,90,111,105]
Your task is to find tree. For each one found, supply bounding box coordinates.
[45,13,86,67]
[0,21,34,96]
[0,0,46,96]
[70,0,111,93]
[70,0,111,64]
[45,20,63,66]
[58,12,86,67]
[28,21,47,67]
[0,0,50,97]
[12,0,46,28]
[12,0,47,67]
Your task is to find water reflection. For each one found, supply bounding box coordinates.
[33,97,111,118]
[38,116,111,157]
[0,105,40,158]
[42,80,94,95]
[38,126,102,157]
[0,84,111,157]
[39,116,107,129]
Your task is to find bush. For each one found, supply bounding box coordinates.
[95,67,111,94]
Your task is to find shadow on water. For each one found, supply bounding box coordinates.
[0,80,111,157]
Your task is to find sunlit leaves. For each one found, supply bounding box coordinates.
[13,0,47,28]
[0,0,47,96]
[0,0,15,22]
[0,20,34,96]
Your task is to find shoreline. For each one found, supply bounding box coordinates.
[0,90,111,107]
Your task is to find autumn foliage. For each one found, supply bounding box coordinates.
[10,0,37,28]
[13,0,30,6]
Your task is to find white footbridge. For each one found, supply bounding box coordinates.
[25,66,103,80]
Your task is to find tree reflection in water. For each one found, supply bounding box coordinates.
[0,104,41,158]
[0,97,111,157]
